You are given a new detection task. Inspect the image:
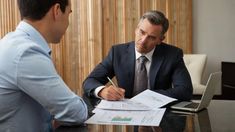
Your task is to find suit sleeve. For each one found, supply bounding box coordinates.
[83,47,115,98]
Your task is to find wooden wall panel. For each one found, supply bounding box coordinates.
[166,0,192,53]
[77,0,103,94]
[0,0,20,37]
[0,0,192,96]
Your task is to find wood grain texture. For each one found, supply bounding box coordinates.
[0,0,192,96]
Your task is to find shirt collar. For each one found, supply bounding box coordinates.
[135,46,155,62]
[16,21,51,55]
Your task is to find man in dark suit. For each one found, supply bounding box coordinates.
[83,10,193,101]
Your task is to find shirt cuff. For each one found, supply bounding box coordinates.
[94,86,105,99]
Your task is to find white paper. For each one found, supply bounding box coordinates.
[131,89,177,109]
[85,108,166,126]
[85,90,175,126]
[95,99,151,111]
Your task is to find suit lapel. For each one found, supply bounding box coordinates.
[149,44,164,89]
[122,42,135,96]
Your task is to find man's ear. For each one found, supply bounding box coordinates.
[52,3,61,20]
[160,36,165,41]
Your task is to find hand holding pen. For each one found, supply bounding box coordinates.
[107,77,117,87]
[97,77,125,101]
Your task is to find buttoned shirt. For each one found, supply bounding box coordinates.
[0,21,87,132]
[134,47,155,89]
[94,45,155,98]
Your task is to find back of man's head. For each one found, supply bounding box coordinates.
[17,0,68,20]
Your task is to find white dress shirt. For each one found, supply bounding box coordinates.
[134,47,155,89]
[94,45,155,97]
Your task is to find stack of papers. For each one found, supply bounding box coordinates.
[85,89,177,126]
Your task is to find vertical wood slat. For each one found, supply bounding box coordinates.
[123,0,139,43]
[166,0,192,53]
[0,0,20,38]
[102,0,117,56]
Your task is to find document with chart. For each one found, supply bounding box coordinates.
[85,108,166,126]
[85,89,175,126]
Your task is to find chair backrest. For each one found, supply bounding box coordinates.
[183,54,207,84]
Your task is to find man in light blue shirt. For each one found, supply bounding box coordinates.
[0,0,87,131]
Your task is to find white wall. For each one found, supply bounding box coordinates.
[193,0,235,87]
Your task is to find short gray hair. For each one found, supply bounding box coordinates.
[140,10,169,37]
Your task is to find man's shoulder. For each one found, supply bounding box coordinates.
[1,32,30,52]
[112,41,134,49]
[159,42,181,50]
[109,41,135,53]
[1,32,48,60]
[158,43,182,53]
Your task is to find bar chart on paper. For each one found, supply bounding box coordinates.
[85,109,166,126]
[111,116,132,122]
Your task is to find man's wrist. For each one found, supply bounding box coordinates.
[94,86,105,99]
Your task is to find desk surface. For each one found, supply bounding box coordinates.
[55,95,235,132]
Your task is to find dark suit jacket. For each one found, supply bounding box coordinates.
[83,41,193,101]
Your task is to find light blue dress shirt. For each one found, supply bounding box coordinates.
[0,21,88,132]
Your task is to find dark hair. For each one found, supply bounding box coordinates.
[140,10,169,37]
[17,0,69,20]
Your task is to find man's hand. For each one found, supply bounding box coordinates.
[98,85,125,101]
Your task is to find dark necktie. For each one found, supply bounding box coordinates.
[133,56,148,96]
